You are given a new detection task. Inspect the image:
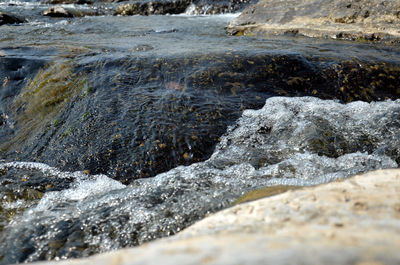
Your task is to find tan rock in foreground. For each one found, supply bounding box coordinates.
[32,169,400,265]
[226,0,400,43]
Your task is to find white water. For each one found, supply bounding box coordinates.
[0,96,399,262]
[34,174,125,212]
[4,96,399,211]
[0,161,90,179]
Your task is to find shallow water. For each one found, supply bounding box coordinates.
[1,1,400,264]
[1,4,400,61]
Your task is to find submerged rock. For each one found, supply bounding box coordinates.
[19,169,400,265]
[226,0,400,43]
[0,12,26,26]
[2,51,400,183]
[0,49,51,146]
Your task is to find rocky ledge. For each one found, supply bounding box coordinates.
[32,169,400,265]
[226,0,400,43]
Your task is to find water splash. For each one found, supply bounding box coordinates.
[184,3,197,15]
[0,161,87,179]
[35,174,125,212]
[0,96,398,264]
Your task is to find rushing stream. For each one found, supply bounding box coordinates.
[1,0,400,264]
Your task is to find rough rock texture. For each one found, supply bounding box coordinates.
[115,0,191,16]
[115,0,254,16]
[2,51,400,183]
[32,169,400,265]
[0,12,26,26]
[42,6,101,17]
[227,0,400,42]
[46,0,93,4]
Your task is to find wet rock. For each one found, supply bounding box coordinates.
[115,0,254,16]
[0,12,26,26]
[232,185,299,205]
[0,49,53,144]
[42,6,100,17]
[30,169,400,265]
[2,52,400,183]
[115,0,257,16]
[226,0,400,43]
[42,6,77,17]
[115,0,191,16]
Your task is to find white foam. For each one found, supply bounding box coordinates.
[0,161,84,179]
[210,96,399,185]
[35,174,125,212]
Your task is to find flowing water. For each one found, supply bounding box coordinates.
[1,1,400,264]
[1,97,399,263]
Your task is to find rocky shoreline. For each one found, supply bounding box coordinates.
[30,169,400,265]
[226,0,400,43]
[0,0,255,21]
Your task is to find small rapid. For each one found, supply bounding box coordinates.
[0,97,398,264]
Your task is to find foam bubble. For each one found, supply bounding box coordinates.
[34,174,125,212]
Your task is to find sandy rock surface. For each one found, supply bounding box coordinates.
[226,0,400,42]
[31,169,400,265]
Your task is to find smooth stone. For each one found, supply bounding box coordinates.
[31,169,400,265]
[226,0,400,43]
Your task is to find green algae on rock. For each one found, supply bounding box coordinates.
[2,51,400,183]
[233,185,299,205]
[1,61,88,155]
